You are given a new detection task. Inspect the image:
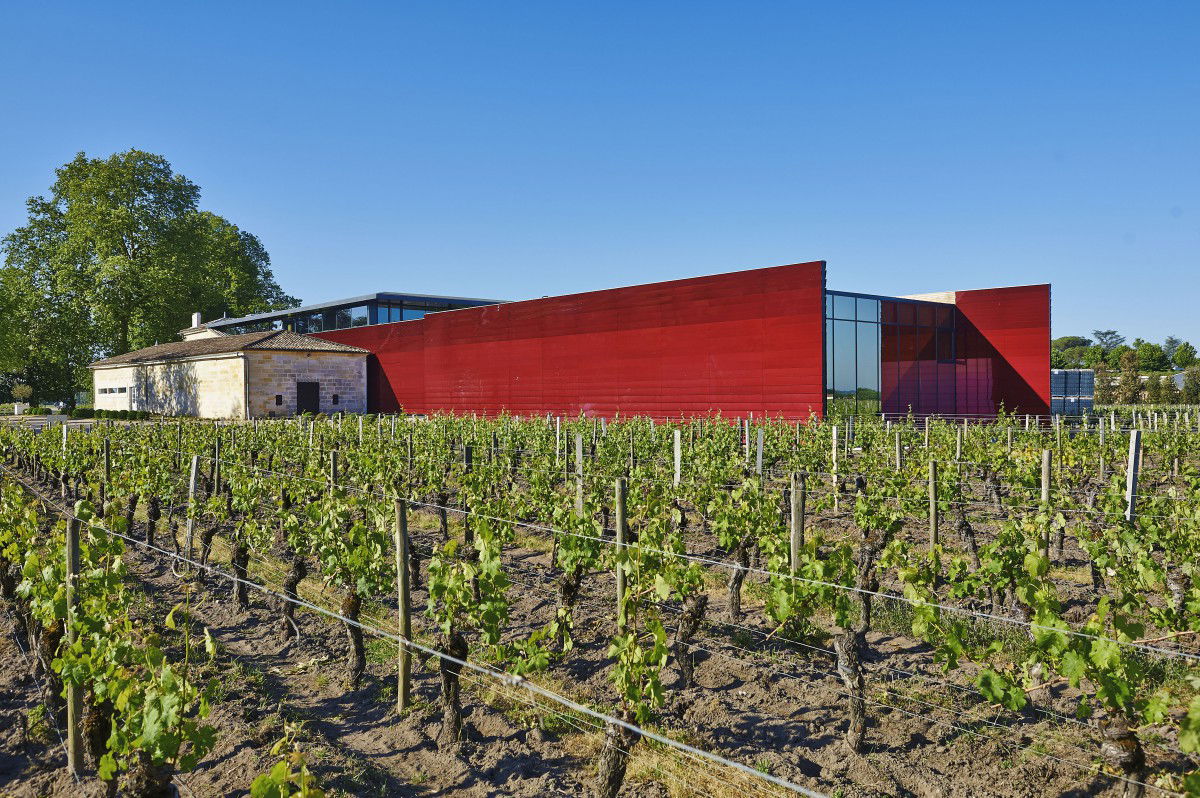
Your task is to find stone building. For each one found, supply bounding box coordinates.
[89,315,368,419]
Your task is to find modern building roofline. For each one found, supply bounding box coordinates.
[206,291,506,328]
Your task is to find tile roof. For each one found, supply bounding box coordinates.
[89,330,368,367]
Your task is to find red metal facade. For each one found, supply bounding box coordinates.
[954,284,1051,416]
[315,261,828,419]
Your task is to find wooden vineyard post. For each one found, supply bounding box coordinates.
[928,460,939,549]
[1099,424,1106,481]
[176,420,183,472]
[328,450,338,495]
[673,429,682,487]
[790,472,806,568]
[65,515,83,775]
[955,425,962,462]
[212,438,221,497]
[185,455,199,560]
[1125,430,1141,523]
[1041,449,1052,560]
[1041,449,1052,505]
[394,499,412,713]
[832,425,839,511]
[895,430,903,470]
[60,424,68,499]
[1006,426,1013,453]
[615,477,627,631]
[575,434,585,513]
[102,436,111,507]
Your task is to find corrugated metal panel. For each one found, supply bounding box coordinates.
[955,285,1051,416]
[315,261,827,419]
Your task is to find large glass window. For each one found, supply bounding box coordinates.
[403,308,427,321]
[856,297,880,323]
[833,294,856,321]
[349,305,369,327]
[828,292,958,417]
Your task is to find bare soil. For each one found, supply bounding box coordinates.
[3,468,1195,797]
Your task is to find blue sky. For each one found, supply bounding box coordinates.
[1,2,1197,343]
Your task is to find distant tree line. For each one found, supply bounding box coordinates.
[1052,330,1197,372]
[0,150,299,404]
[1089,345,1200,406]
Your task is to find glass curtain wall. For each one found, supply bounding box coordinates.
[825,291,959,417]
[824,293,881,416]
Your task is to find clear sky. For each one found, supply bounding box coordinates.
[1,2,1197,343]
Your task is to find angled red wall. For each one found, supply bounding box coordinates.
[954,284,1051,416]
[314,261,827,419]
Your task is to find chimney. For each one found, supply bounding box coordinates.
[180,311,223,340]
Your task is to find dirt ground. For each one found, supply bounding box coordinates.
[2,474,1193,797]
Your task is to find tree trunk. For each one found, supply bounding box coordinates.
[342,591,365,688]
[556,563,585,650]
[437,629,469,751]
[231,540,250,610]
[119,749,173,798]
[595,709,640,798]
[672,593,708,688]
[83,694,114,769]
[1100,715,1146,798]
[956,506,981,570]
[124,494,140,539]
[199,525,217,567]
[834,627,867,754]
[727,538,751,623]
[36,619,65,720]
[280,556,307,640]
[146,496,161,548]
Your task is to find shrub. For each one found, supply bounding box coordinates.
[11,384,33,402]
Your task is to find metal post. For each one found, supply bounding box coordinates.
[928,460,939,549]
[185,455,199,560]
[65,516,83,775]
[895,430,902,470]
[1125,430,1141,523]
[394,499,411,713]
[755,428,764,475]
[575,434,584,513]
[615,477,627,630]
[673,429,682,487]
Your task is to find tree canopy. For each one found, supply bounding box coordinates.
[1092,329,1125,352]
[0,150,298,401]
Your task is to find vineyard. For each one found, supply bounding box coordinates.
[4,410,1200,797]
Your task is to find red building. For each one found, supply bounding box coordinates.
[313,261,1049,419]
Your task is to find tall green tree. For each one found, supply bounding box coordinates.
[1,150,297,399]
[1173,342,1197,370]
[1052,335,1092,350]
[1135,341,1170,372]
[1182,367,1200,404]
[1163,335,1183,362]
[1093,329,1125,353]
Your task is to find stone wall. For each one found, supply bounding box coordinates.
[244,351,366,418]
[93,356,247,419]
